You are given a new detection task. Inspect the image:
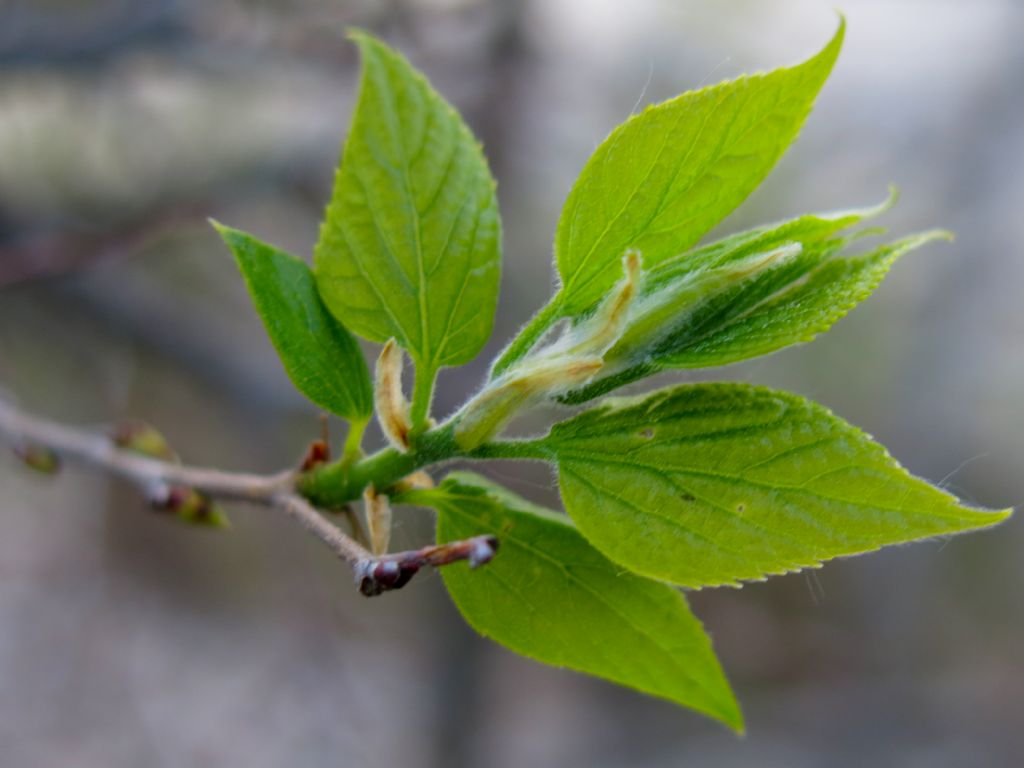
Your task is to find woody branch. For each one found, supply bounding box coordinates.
[0,396,496,596]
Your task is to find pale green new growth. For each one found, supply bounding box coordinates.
[657,231,947,369]
[540,383,1010,587]
[314,31,501,425]
[413,473,742,730]
[562,197,946,403]
[205,19,1013,730]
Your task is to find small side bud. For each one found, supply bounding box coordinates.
[151,484,230,529]
[300,439,331,472]
[112,421,177,461]
[300,413,332,471]
[455,356,603,450]
[374,339,412,451]
[13,443,61,475]
[363,485,393,556]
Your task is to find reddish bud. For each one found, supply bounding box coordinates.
[300,439,331,471]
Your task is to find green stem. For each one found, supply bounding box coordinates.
[489,294,564,379]
[300,425,458,507]
[410,360,437,435]
[341,418,368,466]
[298,425,550,508]
[469,439,550,461]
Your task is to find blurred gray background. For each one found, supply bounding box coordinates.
[1,1,1021,765]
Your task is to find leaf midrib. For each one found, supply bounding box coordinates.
[556,448,972,522]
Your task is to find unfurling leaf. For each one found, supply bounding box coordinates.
[314,31,502,381]
[409,472,741,729]
[562,201,946,403]
[535,383,1010,588]
[654,232,945,370]
[456,252,640,447]
[215,223,373,423]
[453,355,603,450]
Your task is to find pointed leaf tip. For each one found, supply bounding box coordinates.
[545,383,1012,588]
[553,13,848,318]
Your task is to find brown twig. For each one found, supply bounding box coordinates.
[356,535,500,597]
[0,396,495,596]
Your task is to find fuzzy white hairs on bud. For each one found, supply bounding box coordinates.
[374,339,413,451]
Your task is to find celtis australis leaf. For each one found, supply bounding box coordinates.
[553,19,844,319]
[563,203,945,402]
[314,31,501,374]
[412,472,742,730]
[538,383,1011,588]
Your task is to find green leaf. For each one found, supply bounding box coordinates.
[553,18,844,319]
[215,223,373,421]
[314,31,502,378]
[656,231,946,369]
[642,190,894,295]
[537,383,1011,588]
[416,472,741,729]
[562,201,944,404]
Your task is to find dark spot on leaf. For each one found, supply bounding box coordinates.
[736,503,746,514]
[639,428,655,439]
[680,492,695,502]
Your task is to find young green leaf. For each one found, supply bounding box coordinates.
[553,18,844,320]
[314,31,502,382]
[533,383,1011,588]
[654,231,946,370]
[411,472,741,729]
[562,210,943,404]
[214,223,373,422]
[642,190,896,295]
